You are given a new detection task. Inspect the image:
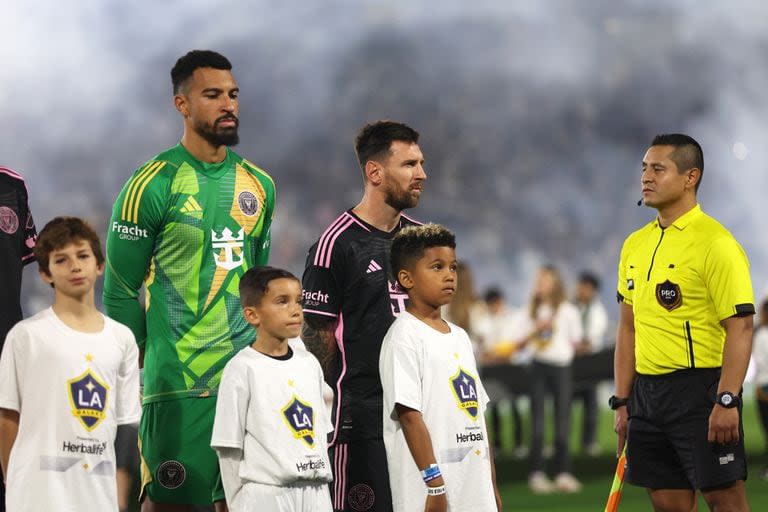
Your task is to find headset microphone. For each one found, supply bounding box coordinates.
[637,198,643,206]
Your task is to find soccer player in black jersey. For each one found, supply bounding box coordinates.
[0,166,36,346]
[302,121,426,512]
[0,165,36,509]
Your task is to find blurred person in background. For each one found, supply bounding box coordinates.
[444,261,485,347]
[475,287,529,458]
[572,271,608,456]
[519,265,583,494]
[752,298,768,480]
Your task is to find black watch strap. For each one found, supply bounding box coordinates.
[609,395,629,410]
[716,391,740,409]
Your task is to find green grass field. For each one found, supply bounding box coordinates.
[492,394,768,511]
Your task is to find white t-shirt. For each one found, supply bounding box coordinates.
[380,312,496,512]
[752,325,768,387]
[0,307,141,512]
[576,298,609,351]
[519,301,583,366]
[210,345,333,503]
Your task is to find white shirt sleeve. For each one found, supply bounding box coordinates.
[563,303,583,347]
[115,328,141,425]
[752,328,768,384]
[380,327,422,418]
[210,359,249,450]
[215,447,244,506]
[0,326,26,412]
[586,301,609,350]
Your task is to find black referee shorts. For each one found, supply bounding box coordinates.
[626,368,747,490]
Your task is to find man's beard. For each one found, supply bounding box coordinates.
[194,114,240,147]
[384,182,421,211]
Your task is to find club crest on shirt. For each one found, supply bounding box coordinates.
[656,279,682,311]
[282,396,315,447]
[237,191,260,216]
[450,367,479,420]
[67,369,109,432]
[0,206,19,234]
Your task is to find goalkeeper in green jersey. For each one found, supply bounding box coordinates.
[103,50,276,512]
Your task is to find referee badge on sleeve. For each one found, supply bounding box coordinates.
[656,280,682,311]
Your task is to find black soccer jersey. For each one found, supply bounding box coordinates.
[302,209,421,443]
[0,167,37,346]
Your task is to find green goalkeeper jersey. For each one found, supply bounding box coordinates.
[104,143,275,403]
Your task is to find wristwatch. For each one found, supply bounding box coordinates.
[608,395,628,410]
[716,391,741,409]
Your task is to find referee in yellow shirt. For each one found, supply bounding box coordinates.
[612,134,755,511]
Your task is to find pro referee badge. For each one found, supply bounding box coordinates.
[656,279,682,311]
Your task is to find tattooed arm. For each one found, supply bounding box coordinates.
[301,314,338,376]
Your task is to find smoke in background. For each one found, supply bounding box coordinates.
[3,0,767,311]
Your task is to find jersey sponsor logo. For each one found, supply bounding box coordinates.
[348,483,375,511]
[282,396,316,447]
[111,221,149,241]
[67,369,109,432]
[388,280,409,316]
[656,279,682,311]
[212,227,245,271]
[456,430,485,443]
[303,289,330,306]
[157,460,186,489]
[62,438,107,455]
[237,191,260,216]
[295,457,326,473]
[0,206,19,234]
[450,367,480,420]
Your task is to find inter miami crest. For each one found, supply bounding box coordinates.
[656,279,682,311]
[282,396,315,447]
[237,191,260,217]
[67,369,109,432]
[450,367,480,420]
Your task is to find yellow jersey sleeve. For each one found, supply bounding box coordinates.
[704,236,755,321]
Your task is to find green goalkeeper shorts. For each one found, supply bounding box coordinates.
[139,397,225,505]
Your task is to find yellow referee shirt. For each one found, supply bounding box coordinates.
[617,204,755,375]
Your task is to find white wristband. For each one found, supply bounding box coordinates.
[426,485,446,496]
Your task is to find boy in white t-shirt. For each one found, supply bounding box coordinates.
[211,266,333,512]
[380,224,502,512]
[0,216,141,512]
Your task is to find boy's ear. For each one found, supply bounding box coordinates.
[397,269,414,290]
[96,261,105,277]
[242,306,261,327]
[39,270,53,287]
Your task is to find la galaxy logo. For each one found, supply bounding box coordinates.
[237,191,260,216]
[282,396,315,447]
[67,369,109,432]
[450,367,480,420]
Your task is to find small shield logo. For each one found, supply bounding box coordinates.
[282,396,315,447]
[67,369,109,431]
[450,367,479,420]
[656,279,682,311]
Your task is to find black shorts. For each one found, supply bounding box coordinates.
[115,423,139,473]
[330,439,392,512]
[626,368,747,490]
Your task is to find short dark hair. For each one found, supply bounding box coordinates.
[390,224,456,287]
[484,287,504,303]
[651,133,704,192]
[239,266,299,308]
[34,216,104,277]
[171,50,232,94]
[578,271,601,290]
[354,120,420,172]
